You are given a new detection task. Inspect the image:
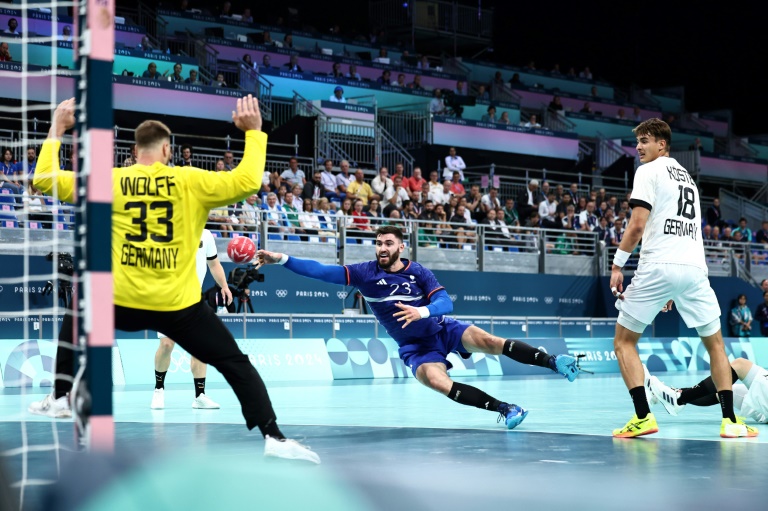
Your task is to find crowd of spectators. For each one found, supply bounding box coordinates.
[3,135,768,266]
[171,143,646,255]
[94,142,765,262]
[0,146,66,228]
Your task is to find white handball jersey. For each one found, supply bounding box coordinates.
[629,156,706,270]
[197,229,218,289]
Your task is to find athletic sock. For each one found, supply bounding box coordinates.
[194,378,206,398]
[258,419,285,440]
[718,390,737,422]
[687,394,720,407]
[155,370,167,390]
[54,383,69,400]
[629,386,651,419]
[502,340,554,369]
[448,382,501,412]
[678,368,738,405]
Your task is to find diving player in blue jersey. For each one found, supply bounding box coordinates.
[256,225,580,429]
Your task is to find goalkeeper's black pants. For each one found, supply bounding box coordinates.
[54,299,277,430]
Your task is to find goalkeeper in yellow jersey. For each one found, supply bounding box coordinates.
[31,96,319,464]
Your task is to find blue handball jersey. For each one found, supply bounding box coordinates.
[345,259,445,347]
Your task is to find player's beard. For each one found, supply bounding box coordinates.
[377,247,401,270]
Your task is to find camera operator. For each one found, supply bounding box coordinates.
[212,263,265,314]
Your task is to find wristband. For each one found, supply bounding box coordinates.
[416,306,430,319]
[277,253,289,265]
[613,249,631,268]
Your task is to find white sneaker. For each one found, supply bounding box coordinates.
[150,389,165,409]
[649,375,685,416]
[264,435,321,464]
[192,393,220,409]
[28,394,72,419]
[643,364,659,406]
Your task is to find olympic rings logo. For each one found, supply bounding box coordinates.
[168,351,191,373]
[275,289,288,298]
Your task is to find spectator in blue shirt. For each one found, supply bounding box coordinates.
[261,192,289,234]
[756,221,768,244]
[1,148,15,177]
[281,157,306,186]
[733,217,753,242]
[142,62,161,80]
[377,70,392,85]
[346,65,361,80]
[13,147,36,182]
[480,106,497,123]
[730,294,753,337]
[1,148,22,202]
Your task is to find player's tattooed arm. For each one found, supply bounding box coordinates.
[255,249,285,266]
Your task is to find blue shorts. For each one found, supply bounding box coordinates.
[398,317,472,376]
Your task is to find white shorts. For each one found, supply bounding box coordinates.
[156,331,172,340]
[740,365,768,423]
[617,263,720,331]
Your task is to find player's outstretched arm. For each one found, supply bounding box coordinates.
[256,249,347,285]
[190,95,266,209]
[34,98,76,203]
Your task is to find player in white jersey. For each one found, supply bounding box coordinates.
[150,229,233,410]
[609,118,757,439]
[648,357,768,424]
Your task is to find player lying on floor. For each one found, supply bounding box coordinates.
[256,225,580,430]
[647,358,766,430]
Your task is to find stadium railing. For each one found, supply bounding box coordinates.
[203,212,600,276]
[603,241,768,282]
[3,200,767,281]
[462,164,625,201]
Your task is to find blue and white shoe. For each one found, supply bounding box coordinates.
[552,354,580,382]
[498,403,529,430]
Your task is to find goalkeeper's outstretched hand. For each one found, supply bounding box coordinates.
[232,94,262,132]
[50,97,76,139]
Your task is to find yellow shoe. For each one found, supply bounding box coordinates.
[720,417,759,438]
[612,413,659,438]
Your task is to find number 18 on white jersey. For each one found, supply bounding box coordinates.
[629,156,706,270]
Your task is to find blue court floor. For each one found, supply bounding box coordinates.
[2,372,768,511]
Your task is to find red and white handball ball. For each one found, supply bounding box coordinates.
[227,236,256,263]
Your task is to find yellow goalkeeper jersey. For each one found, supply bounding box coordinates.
[34,130,266,311]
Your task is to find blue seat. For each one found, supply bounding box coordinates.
[1,219,18,228]
[268,233,282,241]
[286,234,301,242]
